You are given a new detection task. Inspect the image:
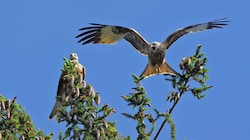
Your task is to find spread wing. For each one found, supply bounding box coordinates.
[76,23,150,55]
[161,18,229,50]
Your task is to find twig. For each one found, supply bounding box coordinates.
[153,77,189,140]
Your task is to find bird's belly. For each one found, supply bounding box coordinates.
[148,52,165,66]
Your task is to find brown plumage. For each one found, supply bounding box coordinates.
[76,18,229,78]
[49,53,85,122]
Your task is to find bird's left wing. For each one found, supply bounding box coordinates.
[48,72,67,121]
[161,18,229,50]
[76,23,150,55]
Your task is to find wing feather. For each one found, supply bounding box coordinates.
[123,29,150,55]
[77,32,96,44]
[161,18,229,50]
[76,23,150,55]
[76,29,98,38]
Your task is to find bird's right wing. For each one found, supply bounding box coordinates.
[76,23,150,55]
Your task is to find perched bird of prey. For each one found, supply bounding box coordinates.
[76,18,229,78]
[69,53,86,84]
[49,53,85,122]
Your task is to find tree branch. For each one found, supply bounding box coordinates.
[153,76,189,140]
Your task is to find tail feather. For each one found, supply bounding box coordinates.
[140,61,176,78]
[49,100,62,122]
[159,61,177,75]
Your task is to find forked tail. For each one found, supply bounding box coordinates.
[140,61,177,78]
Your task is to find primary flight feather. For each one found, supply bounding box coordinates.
[76,18,229,78]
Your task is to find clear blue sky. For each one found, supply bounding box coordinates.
[0,1,248,139]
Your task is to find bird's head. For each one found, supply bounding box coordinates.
[70,53,79,60]
[150,42,161,50]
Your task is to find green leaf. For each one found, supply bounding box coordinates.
[195,44,202,56]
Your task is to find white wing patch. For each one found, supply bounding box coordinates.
[99,26,124,44]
